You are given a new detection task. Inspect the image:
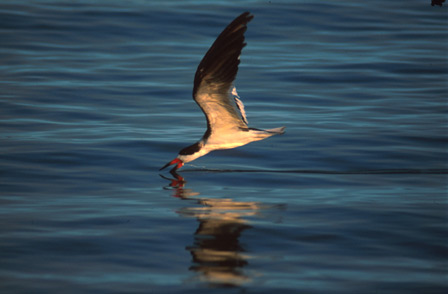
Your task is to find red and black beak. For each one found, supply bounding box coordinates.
[159,158,184,171]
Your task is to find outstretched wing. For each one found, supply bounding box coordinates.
[192,12,253,137]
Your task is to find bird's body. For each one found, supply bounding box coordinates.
[160,12,285,172]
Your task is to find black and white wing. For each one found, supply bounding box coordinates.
[192,12,253,137]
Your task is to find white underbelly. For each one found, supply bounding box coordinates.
[205,129,267,150]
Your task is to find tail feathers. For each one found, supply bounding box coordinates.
[248,126,285,140]
[265,126,286,134]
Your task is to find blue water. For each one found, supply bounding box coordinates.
[1,1,447,293]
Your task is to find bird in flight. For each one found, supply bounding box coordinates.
[160,12,285,172]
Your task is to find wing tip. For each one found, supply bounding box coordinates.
[241,11,254,21]
[193,12,254,96]
[235,12,254,29]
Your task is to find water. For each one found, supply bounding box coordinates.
[1,0,447,293]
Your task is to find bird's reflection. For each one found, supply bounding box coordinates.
[161,170,268,286]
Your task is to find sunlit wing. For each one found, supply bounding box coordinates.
[192,12,253,134]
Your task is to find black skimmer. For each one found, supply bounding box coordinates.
[160,12,285,172]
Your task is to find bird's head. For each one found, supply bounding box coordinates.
[159,157,184,171]
[160,142,206,172]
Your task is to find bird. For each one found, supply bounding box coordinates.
[160,12,285,172]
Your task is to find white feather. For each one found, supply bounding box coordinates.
[232,87,248,125]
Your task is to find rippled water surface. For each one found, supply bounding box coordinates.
[1,1,447,293]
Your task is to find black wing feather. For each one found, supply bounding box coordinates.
[193,12,254,96]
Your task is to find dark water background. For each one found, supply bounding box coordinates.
[1,0,447,293]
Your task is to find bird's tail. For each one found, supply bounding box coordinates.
[248,126,285,140]
[264,126,286,134]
